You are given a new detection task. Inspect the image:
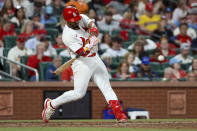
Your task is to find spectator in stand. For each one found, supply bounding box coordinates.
[12,0,34,18]
[27,43,51,81]
[128,36,156,51]
[162,67,176,82]
[120,10,137,30]
[174,15,188,27]
[7,34,33,77]
[10,6,29,28]
[138,2,161,33]
[151,16,173,43]
[106,5,122,22]
[0,0,16,20]
[172,43,193,64]
[21,20,44,39]
[135,0,146,19]
[40,36,57,56]
[173,18,197,40]
[40,5,57,25]
[97,11,120,33]
[53,33,66,49]
[32,12,41,23]
[108,0,128,15]
[157,36,177,58]
[124,52,139,73]
[33,1,43,16]
[87,8,98,25]
[101,55,112,73]
[66,0,89,14]
[187,5,197,30]
[150,49,168,64]
[36,0,52,5]
[130,39,148,61]
[136,56,158,79]
[45,55,62,81]
[172,0,188,24]
[59,48,71,57]
[113,61,136,80]
[191,37,197,54]
[169,58,187,80]
[55,15,66,33]
[156,35,177,50]
[88,0,105,19]
[189,58,197,75]
[0,0,4,11]
[187,72,197,81]
[25,29,47,52]
[0,20,16,47]
[101,36,128,58]
[173,23,193,47]
[164,7,176,30]
[51,0,64,17]
[61,66,74,82]
[152,0,164,14]
[99,32,111,51]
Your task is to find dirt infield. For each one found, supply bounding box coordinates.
[0,120,197,129]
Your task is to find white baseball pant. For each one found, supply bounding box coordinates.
[51,54,118,108]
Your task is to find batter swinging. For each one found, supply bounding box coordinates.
[42,6,127,122]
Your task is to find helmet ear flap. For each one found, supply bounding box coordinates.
[63,6,82,22]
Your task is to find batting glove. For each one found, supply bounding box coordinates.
[84,36,99,50]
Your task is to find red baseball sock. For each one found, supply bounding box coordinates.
[109,100,127,121]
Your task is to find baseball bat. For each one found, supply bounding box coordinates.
[54,39,90,75]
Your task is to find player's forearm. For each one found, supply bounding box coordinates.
[88,21,97,29]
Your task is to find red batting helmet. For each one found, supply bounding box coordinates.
[63,6,82,22]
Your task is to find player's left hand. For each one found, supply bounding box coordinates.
[84,36,99,50]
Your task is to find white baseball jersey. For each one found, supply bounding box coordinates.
[62,14,97,58]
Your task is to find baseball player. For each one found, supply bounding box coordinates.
[42,6,127,122]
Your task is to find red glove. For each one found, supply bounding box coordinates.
[89,27,98,36]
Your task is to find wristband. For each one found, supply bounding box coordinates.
[89,27,98,36]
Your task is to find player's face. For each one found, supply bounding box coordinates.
[67,21,80,30]
[17,41,25,49]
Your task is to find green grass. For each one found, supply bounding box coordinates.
[0,128,196,131]
[0,119,196,131]
[0,119,197,123]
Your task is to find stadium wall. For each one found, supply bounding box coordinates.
[0,82,196,120]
